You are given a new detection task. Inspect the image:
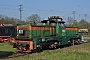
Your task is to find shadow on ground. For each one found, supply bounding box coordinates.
[0,51,13,59]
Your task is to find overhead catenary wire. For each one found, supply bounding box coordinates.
[0,4,89,21]
[0,4,73,17]
[0,4,18,7]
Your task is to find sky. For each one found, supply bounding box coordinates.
[0,0,90,22]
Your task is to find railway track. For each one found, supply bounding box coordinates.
[1,52,29,59]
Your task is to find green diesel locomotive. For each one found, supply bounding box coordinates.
[10,16,81,52]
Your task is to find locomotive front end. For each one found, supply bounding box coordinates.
[10,24,34,52]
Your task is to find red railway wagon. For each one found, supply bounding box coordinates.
[0,24,16,42]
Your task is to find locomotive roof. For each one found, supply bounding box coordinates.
[41,20,65,23]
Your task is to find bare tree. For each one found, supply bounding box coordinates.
[77,19,88,29]
[26,14,41,25]
[67,16,74,27]
[0,14,26,26]
[72,20,77,27]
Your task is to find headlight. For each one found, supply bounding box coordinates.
[37,45,40,47]
[42,38,45,42]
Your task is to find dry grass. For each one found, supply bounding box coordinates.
[1,43,90,60]
[0,42,16,55]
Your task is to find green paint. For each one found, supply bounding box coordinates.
[17,29,55,39]
[56,22,66,36]
[16,22,81,47]
[47,21,50,25]
[34,35,81,45]
[56,22,59,35]
[66,30,78,35]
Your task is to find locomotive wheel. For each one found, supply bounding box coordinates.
[49,44,55,49]
[19,45,23,53]
[32,48,42,53]
[36,47,42,52]
[75,39,79,45]
[49,42,59,49]
[70,39,75,46]
[78,39,81,44]
[36,44,43,52]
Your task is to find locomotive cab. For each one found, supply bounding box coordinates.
[41,16,66,36]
